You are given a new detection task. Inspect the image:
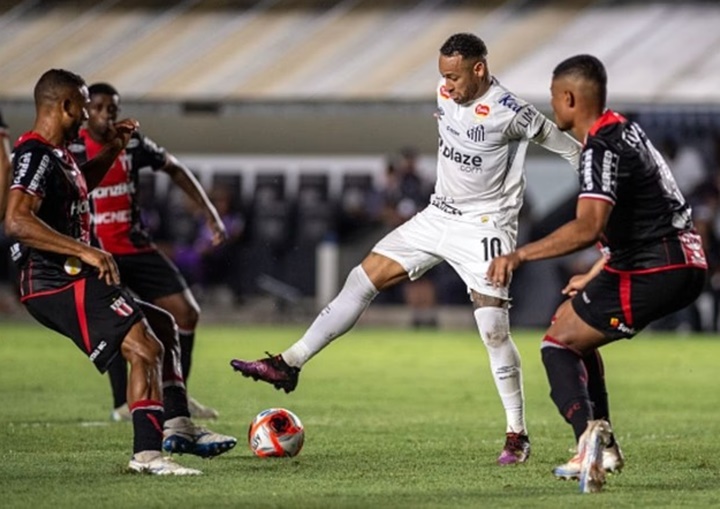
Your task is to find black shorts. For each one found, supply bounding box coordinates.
[572,266,706,340]
[23,277,143,373]
[115,250,188,301]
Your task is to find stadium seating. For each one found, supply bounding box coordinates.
[2,0,718,104]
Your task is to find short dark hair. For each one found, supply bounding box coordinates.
[33,69,86,106]
[553,54,607,109]
[440,33,488,60]
[88,82,120,98]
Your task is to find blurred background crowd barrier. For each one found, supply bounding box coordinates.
[1,0,720,331]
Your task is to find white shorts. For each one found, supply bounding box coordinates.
[372,206,515,299]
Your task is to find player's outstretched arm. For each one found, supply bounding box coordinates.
[162,154,227,246]
[486,198,611,288]
[532,117,582,168]
[81,118,139,191]
[4,190,120,285]
[507,105,582,168]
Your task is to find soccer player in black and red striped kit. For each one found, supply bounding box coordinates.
[487,55,707,493]
[69,83,227,421]
[5,69,235,475]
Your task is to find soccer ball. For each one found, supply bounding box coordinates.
[248,408,305,457]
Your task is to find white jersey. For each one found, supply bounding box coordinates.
[432,77,580,239]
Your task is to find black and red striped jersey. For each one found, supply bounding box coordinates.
[69,129,167,255]
[578,110,705,271]
[10,132,94,296]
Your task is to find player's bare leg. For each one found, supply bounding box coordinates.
[122,321,201,475]
[139,303,236,459]
[230,252,405,392]
[471,291,530,464]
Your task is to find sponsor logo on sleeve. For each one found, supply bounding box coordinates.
[497,92,522,113]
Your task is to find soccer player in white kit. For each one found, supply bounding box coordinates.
[231,32,581,464]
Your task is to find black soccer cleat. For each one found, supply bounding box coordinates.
[230,352,300,393]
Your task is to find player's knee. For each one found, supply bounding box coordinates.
[473,305,510,348]
[179,305,199,330]
[122,325,164,366]
[164,293,200,330]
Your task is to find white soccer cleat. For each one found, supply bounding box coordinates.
[110,403,132,422]
[555,432,624,481]
[577,420,611,493]
[128,450,202,475]
[188,396,219,420]
[162,416,237,458]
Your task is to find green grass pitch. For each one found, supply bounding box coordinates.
[1,322,719,508]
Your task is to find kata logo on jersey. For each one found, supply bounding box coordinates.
[498,92,523,113]
[474,104,490,117]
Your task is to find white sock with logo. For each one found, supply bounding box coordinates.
[473,306,526,434]
[282,265,378,368]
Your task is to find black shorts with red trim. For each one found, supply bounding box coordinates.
[23,277,142,373]
[571,265,706,339]
[115,250,188,302]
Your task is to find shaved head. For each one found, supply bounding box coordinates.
[552,55,607,110]
[32,68,89,142]
[34,69,86,107]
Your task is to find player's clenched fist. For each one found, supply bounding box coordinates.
[107,118,139,151]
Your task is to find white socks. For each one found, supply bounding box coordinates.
[473,306,526,434]
[282,266,379,368]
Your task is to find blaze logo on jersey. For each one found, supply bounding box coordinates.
[111,296,134,317]
[439,138,483,171]
[474,104,490,117]
[439,86,451,99]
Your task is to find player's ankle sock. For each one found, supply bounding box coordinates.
[163,384,191,420]
[107,354,128,409]
[582,349,610,422]
[541,337,593,441]
[178,329,195,382]
[282,265,378,368]
[474,307,526,433]
[130,400,164,453]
